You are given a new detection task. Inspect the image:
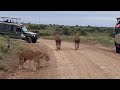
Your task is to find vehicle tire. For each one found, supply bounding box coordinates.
[26,37,32,43]
[116,46,119,53]
[115,33,120,45]
[22,38,25,40]
[32,38,37,43]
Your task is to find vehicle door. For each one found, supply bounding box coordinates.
[14,27,23,39]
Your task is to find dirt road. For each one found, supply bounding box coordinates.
[7,39,120,79]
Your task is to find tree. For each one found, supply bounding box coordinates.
[76,25,78,27]
[88,25,91,27]
[59,26,63,28]
[40,25,46,29]
[80,30,87,36]
[63,29,70,35]
[62,27,70,36]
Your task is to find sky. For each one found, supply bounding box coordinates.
[0,11,119,27]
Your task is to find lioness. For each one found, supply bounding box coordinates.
[55,34,61,50]
[74,34,80,50]
[18,49,49,70]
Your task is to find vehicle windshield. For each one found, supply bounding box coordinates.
[22,26,28,32]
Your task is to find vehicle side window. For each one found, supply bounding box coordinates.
[11,25,13,31]
[16,28,21,32]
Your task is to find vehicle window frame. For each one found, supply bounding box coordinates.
[16,27,22,32]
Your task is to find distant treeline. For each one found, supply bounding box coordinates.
[27,24,115,37]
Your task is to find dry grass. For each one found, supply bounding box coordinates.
[41,33,115,48]
[0,36,26,78]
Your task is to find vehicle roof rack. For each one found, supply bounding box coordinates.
[116,17,120,19]
[0,17,21,23]
[0,17,21,19]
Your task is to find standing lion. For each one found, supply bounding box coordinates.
[74,34,80,50]
[18,49,49,70]
[55,34,61,50]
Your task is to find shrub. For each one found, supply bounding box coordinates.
[80,30,87,36]
[0,36,9,54]
[109,33,115,38]
[42,32,51,36]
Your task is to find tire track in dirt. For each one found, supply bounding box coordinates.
[65,50,109,79]
[58,41,110,78]
[40,39,106,78]
[40,39,120,79]
[40,39,80,79]
[77,47,120,79]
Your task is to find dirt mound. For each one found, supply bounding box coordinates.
[115,33,120,44]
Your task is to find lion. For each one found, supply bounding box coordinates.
[18,49,49,70]
[55,34,61,50]
[74,34,80,50]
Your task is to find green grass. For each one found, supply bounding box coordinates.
[0,36,25,74]
[0,36,25,59]
[0,36,9,54]
[11,39,25,52]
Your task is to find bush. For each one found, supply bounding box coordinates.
[0,46,8,54]
[0,36,9,54]
[109,33,115,38]
[63,30,70,36]
[42,32,51,36]
[80,30,87,36]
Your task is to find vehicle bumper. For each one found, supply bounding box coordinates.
[116,45,120,48]
[32,36,37,39]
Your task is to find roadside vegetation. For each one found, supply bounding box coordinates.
[0,35,25,72]
[27,24,115,47]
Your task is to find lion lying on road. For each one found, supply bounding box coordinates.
[19,49,49,70]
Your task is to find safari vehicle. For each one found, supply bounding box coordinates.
[115,17,120,53]
[0,17,38,43]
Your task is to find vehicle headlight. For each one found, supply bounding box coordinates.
[21,34,25,37]
[32,35,36,37]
